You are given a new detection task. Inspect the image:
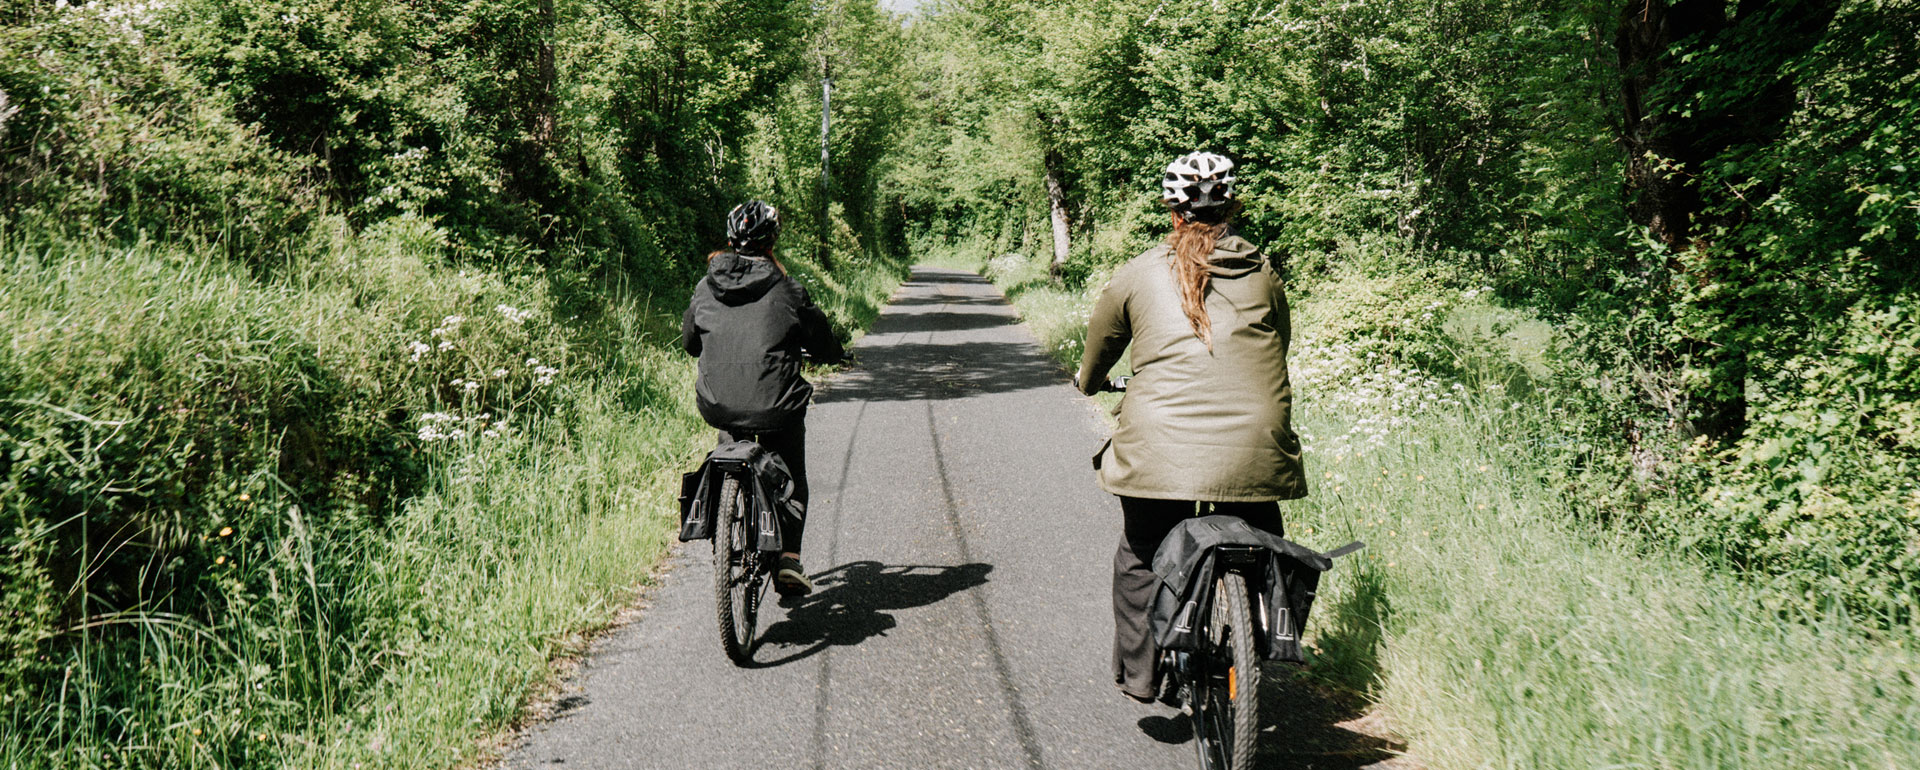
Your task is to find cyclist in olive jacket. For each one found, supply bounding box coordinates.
[1075,153,1307,702]
[683,200,844,596]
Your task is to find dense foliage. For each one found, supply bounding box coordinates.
[1,0,911,764]
[3,0,1916,763]
[895,0,1918,624]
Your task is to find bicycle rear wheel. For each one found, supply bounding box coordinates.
[1189,572,1261,770]
[712,475,766,664]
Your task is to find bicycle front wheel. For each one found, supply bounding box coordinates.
[711,474,765,664]
[1190,572,1261,770]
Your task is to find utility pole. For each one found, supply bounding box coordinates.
[816,58,833,269]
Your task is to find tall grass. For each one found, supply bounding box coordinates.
[0,221,904,767]
[974,251,1920,769]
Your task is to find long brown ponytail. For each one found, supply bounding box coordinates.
[1167,210,1232,348]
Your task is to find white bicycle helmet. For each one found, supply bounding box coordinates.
[1160,151,1236,213]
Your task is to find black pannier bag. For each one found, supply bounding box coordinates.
[677,440,804,553]
[1148,515,1363,663]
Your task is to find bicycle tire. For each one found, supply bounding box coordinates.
[711,474,763,664]
[1190,572,1261,770]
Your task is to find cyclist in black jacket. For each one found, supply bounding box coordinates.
[682,200,844,596]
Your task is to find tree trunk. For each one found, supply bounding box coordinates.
[535,0,557,150]
[1613,0,1843,441]
[1615,0,1725,250]
[1044,148,1071,280]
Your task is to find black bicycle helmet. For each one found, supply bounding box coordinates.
[726,200,781,254]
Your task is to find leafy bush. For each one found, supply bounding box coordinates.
[1693,303,1920,622]
[0,220,567,711]
[0,6,312,251]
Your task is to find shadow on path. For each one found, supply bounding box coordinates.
[874,308,1014,335]
[747,561,994,668]
[1135,561,1410,768]
[1131,668,1406,769]
[1250,666,1408,769]
[817,341,1062,404]
[883,271,1002,306]
[814,268,1067,404]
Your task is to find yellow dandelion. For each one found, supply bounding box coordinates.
[1389,530,1396,537]
[1324,472,1334,479]
[215,556,226,565]
[239,493,251,502]
[219,527,233,537]
[1416,475,1425,481]
[1380,470,1389,476]
[191,728,202,736]
[1478,465,1490,472]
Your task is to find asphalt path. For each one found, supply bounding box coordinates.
[503,267,1405,770]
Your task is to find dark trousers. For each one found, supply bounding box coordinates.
[1112,496,1286,698]
[717,423,809,553]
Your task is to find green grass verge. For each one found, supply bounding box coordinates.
[0,221,904,768]
[969,250,1920,770]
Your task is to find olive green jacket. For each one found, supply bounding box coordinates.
[1075,233,1308,502]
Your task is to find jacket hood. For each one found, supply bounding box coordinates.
[1204,230,1263,279]
[1161,228,1264,279]
[706,251,784,305]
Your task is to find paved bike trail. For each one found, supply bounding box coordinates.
[502,267,1402,770]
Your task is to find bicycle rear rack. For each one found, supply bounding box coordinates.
[1213,544,1263,571]
[710,459,783,553]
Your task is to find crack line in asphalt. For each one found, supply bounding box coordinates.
[806,395,866,770]
[920,279,1047,767]
[805,347,881,768]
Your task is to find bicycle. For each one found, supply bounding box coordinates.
[1091,374,1358,770]
[697,441,785,665]
[1163,542,1264,770]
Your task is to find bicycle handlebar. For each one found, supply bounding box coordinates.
[1071,374,1129,392]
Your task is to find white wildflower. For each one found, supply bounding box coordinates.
[494,304,534,325]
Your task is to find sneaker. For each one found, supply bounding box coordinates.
[774,556,813,596]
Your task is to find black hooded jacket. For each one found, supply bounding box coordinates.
[682,252,844,432]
